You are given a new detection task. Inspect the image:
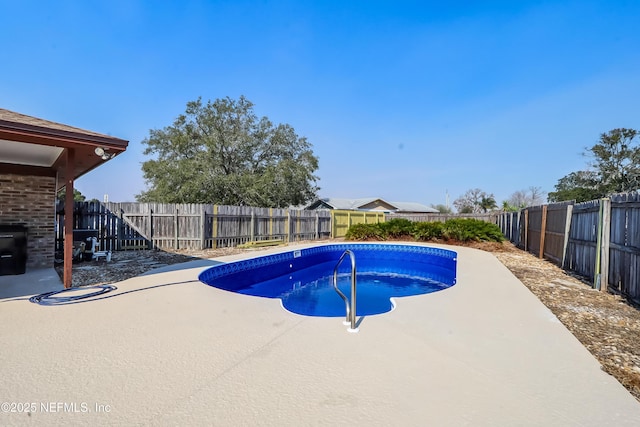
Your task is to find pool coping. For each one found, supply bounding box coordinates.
[1,241,639,425]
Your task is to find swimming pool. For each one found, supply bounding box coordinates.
[198,243,457,317]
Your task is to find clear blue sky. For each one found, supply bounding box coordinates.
[2,1,639,207]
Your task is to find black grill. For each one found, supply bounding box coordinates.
[0,225,28,275]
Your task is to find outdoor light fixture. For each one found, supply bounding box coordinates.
[94,147,115,160]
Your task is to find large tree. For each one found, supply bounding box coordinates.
[549,128,640,202]
[547,170,601,203]
[588,128,640,194]
[479,195,498,212]
[453,188,496,213]
[137,96,320,207]
[506,186,546,209]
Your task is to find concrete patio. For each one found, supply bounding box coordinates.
[1,243,639,426]
[0,267,64,300]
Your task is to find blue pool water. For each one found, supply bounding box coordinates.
[198,243,457,317]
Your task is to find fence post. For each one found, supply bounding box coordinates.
[118,208,124,251]
[315,211,319,240]
[516,211,522,247]
[523,209,529,251]
[600,198,611,292]
[502,213,507,240]
[148,207,154,250]
[594,200,603,290]
[250,209,255,242]
[286,210,291,242]
[539,205,548,259]
[561,204,573,269]
[200,206,206,250]
[174,207,179,250]
[503,213,507,239]
[269,208,273,239]
[212,205,218,249]
[330,210,334,238]
[512,212,517,245]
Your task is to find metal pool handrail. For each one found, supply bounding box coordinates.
[332,250,358,332]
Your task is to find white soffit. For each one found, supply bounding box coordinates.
[0,139,64,167]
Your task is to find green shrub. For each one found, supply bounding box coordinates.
[378,218,414,238]
[411,221,443,241]
[441,219,473,241]
[473,220,505,242]
[345,217,504,243]
[442,218,504,242]
[344,223,385,241]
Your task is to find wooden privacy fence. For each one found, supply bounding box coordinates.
[496,192,640,304]
[330,210,385,238]
[520,201,574,266]
[56,202,331,251]
[496,211,522,245]
[57,204,502,249]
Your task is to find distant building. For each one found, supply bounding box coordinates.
[305,197,438,214]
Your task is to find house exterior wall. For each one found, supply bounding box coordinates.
[0,173,56,269]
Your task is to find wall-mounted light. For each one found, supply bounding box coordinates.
[94,147,115,160]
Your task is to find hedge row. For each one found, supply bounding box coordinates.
[344,218,504,243]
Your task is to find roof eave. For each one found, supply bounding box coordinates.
[0,120,128,150]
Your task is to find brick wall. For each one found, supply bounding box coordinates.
[0,173,56,268]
